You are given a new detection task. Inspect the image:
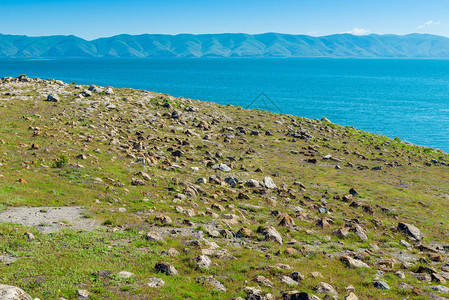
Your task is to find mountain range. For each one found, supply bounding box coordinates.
[1,32,449,58]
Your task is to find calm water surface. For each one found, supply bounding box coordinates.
[1,58,449,151]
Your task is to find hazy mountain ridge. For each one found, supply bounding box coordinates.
[1,32,449,58]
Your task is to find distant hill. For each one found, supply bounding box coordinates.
[1,32,449,58]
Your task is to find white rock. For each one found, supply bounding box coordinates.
[147,277,165,288]
[0,284,32,300]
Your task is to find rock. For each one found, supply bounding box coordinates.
[172,150,183,157]
[350,224,368,241]
[76,289,89,300]
[278,214,296,227]
[154,214,172,224]
[131,178,145,186]
[46,94,60,102]
[225,176,238,187]
[196,177,207,184]
[340,256,371,268]
[254,275,273,287]
[263,176,277,189]
[282,291,321,300]
[195,276,226,292]
[246,179,260,188]
[171,110,182,119]
[397,222,423,241]
[280,275,298,286]
[291,272,305,282]
[0,284,32,300]
[117,271,135,279]
[314,282,338,296]
[344,292,358,300]
[259,226,283,244]
[333,227,349,238]
[216,163,232,172]
[105,87,113,95]
[236,227,252,238]
[194,255,212,269]
[373,281,390,290]
[24,232,35,240]
[395,271,405,279]
[145,232,163,242]
[147,277,165,288]
[430,285,449,294]
[155,262,178,275]
[0,255,17,265]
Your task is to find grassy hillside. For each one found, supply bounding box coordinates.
[0,75,449,299]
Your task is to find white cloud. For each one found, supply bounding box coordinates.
[419,20,441,29]
[342,27,371,35]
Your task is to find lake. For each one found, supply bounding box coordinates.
[1,58,449,151]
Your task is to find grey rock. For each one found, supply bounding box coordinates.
[373,281,390,290]
[117,271,135,279]
[0,284,32,300]
[76,289,89,300]
[155,262,178,275]
[195,276,226,292]
[0,255,17,265]
[246,179,260,188]
[397,222,423,241]
[46,94,60,102]
[147,277,165,288]
[314,282,338,295]
[263,176,277,189]
[261,226,283,244]
[430,285,449,294]
[340,256,370,268]
[194,255,212,269]
[280,275,298,286]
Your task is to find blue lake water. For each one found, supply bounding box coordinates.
[1,58,449,151]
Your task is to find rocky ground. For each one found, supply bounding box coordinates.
[0,75,449,299]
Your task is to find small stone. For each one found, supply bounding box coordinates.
[196,177,207,184]
[194,255,212,269]
[195,276,226,292]
[314,282,338,295]
[373,281,390,290]
[46,94,60,102]
[430,285,449,294]
[117,271,135,279]
[397,222,423,241]
[154,214,172,224]
[147,277,165,288]
[345,292,358,300]
[24,232,35,240]
[145,232,163,242]
[291,272,305,282]
[236,227,252,238]
[76,289,89,300]
[263,176,277,189]
[254,275,273,287]
[155,262,178,275]
[340,256,370,268]
[280,275,298,286]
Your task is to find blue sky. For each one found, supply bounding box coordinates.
[1,0,448,39]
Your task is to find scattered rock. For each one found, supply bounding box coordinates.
[397,222,423,241]
[155,262,178,275]
[147,277,165,288]
[0,284,32,300]
[314,282,338,295]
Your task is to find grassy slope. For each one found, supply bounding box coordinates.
[0,77,448,299]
